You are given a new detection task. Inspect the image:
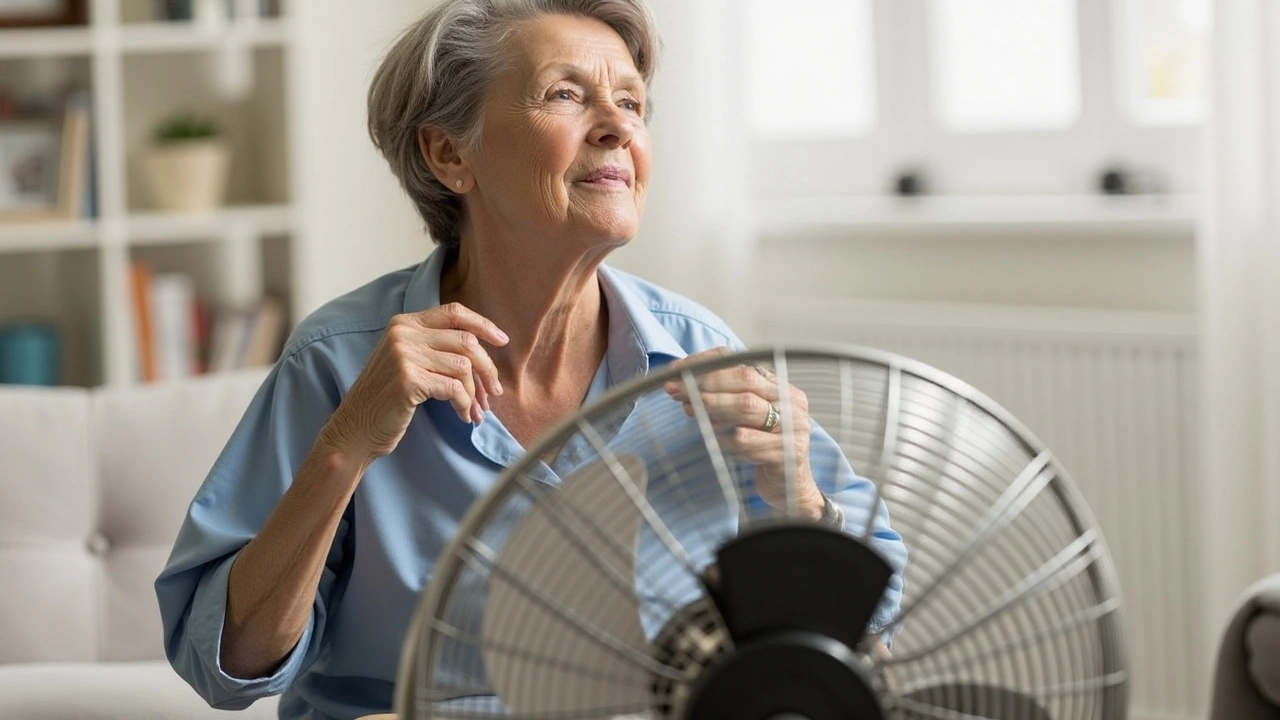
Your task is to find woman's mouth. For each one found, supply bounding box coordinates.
[579,166,632,188]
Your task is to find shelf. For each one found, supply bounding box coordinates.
[0,26,93,58]
[117,18,289,53]
[755,193,1201,235]
[0,219,98,253]
[0,18,288,58]
[0,206,292,255]
[126,204,294,245]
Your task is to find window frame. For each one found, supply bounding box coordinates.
[745,0,1204,201]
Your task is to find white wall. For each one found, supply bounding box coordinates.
[610,0,752,330]
[291,1,433,316]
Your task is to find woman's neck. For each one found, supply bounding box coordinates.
[438,238,610,390]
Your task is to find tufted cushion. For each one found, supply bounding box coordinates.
[0,386,97,663]
[92,370,268,661]
[0,370,268,665]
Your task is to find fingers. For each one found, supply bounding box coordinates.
[413,304,507,420]
[679,390,775,430]
[412,302,509,347]
[665,368,787,446]
[668,345,733,370]
[660,351,821,513]
[662,353,808,453]
[360,305,509,430]
[721,424,791,465]
[665,361,780,403]
[421,327,503,400]
[416,348,486,424]
[410,304,509,422]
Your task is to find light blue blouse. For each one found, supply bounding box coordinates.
[155,247,906,720]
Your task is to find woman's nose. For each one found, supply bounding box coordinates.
[588,103,635,150]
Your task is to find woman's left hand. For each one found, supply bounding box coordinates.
[663,347,825,519]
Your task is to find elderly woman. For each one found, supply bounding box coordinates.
[156,1,905,718]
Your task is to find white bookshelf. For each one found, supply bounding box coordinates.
[0,0,302,387]
[0,220,99,253]
[117,18,290,53]
[0,27,94,58]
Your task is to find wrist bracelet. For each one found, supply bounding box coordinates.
[820,493,845,528]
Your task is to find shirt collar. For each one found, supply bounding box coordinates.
[404,247,688,378]
[597,264,687,382]
[402,246,448,315]
[402,247,689,473]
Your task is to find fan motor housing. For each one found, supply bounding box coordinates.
[675,524,894,720]
[682,630,885,720]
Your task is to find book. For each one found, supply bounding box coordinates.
[207,306,250,373]
[206,295,286,372]
[149,273,198,381]
[57,89,90,219]
[129,261,157,382]
[240,295,285,368]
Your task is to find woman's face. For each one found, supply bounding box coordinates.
[463,14,651,249]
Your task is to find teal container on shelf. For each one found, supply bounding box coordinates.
[0,322,59,386]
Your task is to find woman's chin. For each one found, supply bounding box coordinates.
[574,214,640,247]
[576,231,635,254]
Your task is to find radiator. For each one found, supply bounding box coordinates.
[755,297,1203,720]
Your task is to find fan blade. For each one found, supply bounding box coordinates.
[897,683,1051,720]
[482,454,653,717]
[710,524,893,650]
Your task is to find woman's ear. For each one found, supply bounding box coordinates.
[418,126,469,190]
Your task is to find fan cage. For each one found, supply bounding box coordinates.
[394,344,1129,720]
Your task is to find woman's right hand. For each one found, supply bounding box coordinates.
[321,302,508,462]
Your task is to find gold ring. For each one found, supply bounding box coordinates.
[762,402,780,432]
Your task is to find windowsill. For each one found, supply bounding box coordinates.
[754,193,1200,235]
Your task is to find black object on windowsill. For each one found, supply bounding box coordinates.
[1099,167,1130,195]
[1098,164,1166,196]
[893,169,927,197]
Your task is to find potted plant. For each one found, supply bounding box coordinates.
[141,113,229,212]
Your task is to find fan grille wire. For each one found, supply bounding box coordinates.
[396,346,1129,720]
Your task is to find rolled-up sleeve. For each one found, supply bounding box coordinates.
[837,481,906,636]
[155,346,350,708]
[164,551,321,708]
[809,424,908,635]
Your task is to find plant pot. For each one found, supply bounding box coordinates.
[141,139,230,212]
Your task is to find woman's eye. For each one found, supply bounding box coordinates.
[552,89,574,101]
[620,99,642,114]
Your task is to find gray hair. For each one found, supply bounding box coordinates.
[367,0,661,249]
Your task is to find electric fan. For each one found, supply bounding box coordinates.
[394,345,1129,719]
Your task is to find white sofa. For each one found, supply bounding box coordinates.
[0,369,279,720]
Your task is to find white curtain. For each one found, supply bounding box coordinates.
[1199,0,1280,639]
[611,0,754,333]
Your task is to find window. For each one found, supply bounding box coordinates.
[1124,0,1211,126]
[743,0,877,138]
[741,0,1211,198]
[929,0,1081,133]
